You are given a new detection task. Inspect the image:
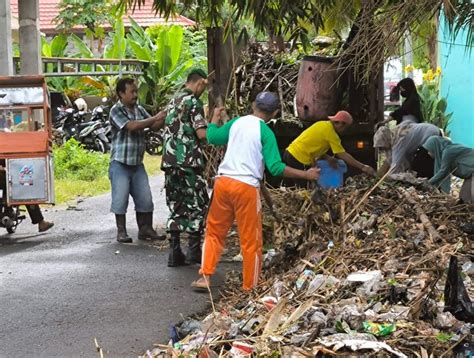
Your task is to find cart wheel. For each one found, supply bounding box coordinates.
[7,226,16,234]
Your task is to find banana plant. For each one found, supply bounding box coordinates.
[41,34,83,93]
[419,81,453,135]
[127,18,206,112]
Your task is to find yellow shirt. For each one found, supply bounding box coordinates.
[287,121,345,165]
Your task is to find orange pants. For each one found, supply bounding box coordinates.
[200,176,263,291]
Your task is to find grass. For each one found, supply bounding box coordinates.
[54,154,162,205]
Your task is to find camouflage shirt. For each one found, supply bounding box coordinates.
[161,88,207,170]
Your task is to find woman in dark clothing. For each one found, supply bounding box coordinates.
[390,78,423,124]
[380,78,424,127]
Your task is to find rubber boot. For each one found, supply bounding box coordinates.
[137,212,165,241]
[185,233,202,265]
[168,231,186,267]
[116,214,132,243]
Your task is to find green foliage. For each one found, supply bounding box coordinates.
[387,278,398,286]
[41,13,206,111]
[54,0,112,32]
[435,332,453,343]
[419,78,453,135]
[127,21,207,112]
[54,139,109,181]
[42,33,68,57]
[104,18,127,59]
[183,28,208,60]
[41,34,84,94]
[122,0,333,49]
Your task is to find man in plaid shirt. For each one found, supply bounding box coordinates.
[109,78,165,243]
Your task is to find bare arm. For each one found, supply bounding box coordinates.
[336,152,376,176]
[283,166,320,181]
[149,110,167,131]
[198,106,226,143]
[125,116,159,132]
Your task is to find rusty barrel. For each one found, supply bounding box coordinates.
[296,55,339,121]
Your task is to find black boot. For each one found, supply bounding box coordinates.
[168,232,186,267]
[137,212,166,241]
[185,233,202,265]
[115,214,132,243]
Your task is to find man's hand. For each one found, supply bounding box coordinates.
[149,110,166,131]
[361,164,376,176]
[210,106,226,124]
[305,167,321,181]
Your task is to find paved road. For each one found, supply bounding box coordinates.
[0,175,232,357]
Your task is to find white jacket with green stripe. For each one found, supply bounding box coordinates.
[207,114,287,187]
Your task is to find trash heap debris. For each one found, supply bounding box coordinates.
[143,176,473,357]
[228,43,301,121]
[204,44,301,182]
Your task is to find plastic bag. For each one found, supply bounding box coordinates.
[444,256,474,323]
[363,321,396,337]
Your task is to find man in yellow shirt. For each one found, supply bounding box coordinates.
[283,111,376,187]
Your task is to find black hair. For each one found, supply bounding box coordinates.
[186,73,205,83]
[390,77,423,124]
[397,77,417,95]
[116,78,135,98]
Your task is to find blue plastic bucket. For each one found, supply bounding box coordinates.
[316,159,347,189]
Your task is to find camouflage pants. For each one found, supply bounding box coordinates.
[164,168,209,234]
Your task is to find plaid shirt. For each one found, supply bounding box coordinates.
[109,101,149,166]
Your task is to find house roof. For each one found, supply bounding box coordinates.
[10,0,195,34]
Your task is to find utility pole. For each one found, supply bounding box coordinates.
[19,0,42,75]
[0,0,13,75]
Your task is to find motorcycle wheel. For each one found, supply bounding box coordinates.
[145,132,164,156]
[146,143,163,156]
[94,138,107,154]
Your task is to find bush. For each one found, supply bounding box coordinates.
[54,138,109,181]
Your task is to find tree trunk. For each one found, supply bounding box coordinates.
[427,16,438,69]
[207,26,238,108]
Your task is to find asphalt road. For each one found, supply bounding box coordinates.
[0,174,233,357]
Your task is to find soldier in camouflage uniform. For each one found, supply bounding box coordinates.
[162,68,209,267]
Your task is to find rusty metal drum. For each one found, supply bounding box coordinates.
[296,55,339,121]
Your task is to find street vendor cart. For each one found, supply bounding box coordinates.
[0,76,55,233]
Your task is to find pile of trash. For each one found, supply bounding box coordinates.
[227,43,301,122]
[144,177,473,357]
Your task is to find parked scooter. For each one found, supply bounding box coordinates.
[90,97,112,143]
[54,106,110,153]
[145,128,164,156]
[76,120,111,153]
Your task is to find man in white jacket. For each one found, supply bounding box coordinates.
[192,92,319,291]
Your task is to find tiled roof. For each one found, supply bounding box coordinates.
[10,0,195,33]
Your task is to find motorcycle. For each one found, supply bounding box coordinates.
[54,106,110,153]
[90,99,112,144]
[76,120,111,153]
[145,128,164,156]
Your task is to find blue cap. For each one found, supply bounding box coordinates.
[255,92,280,113]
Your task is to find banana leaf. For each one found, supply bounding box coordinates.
[70,34,94,58]
[51,34,68,57]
